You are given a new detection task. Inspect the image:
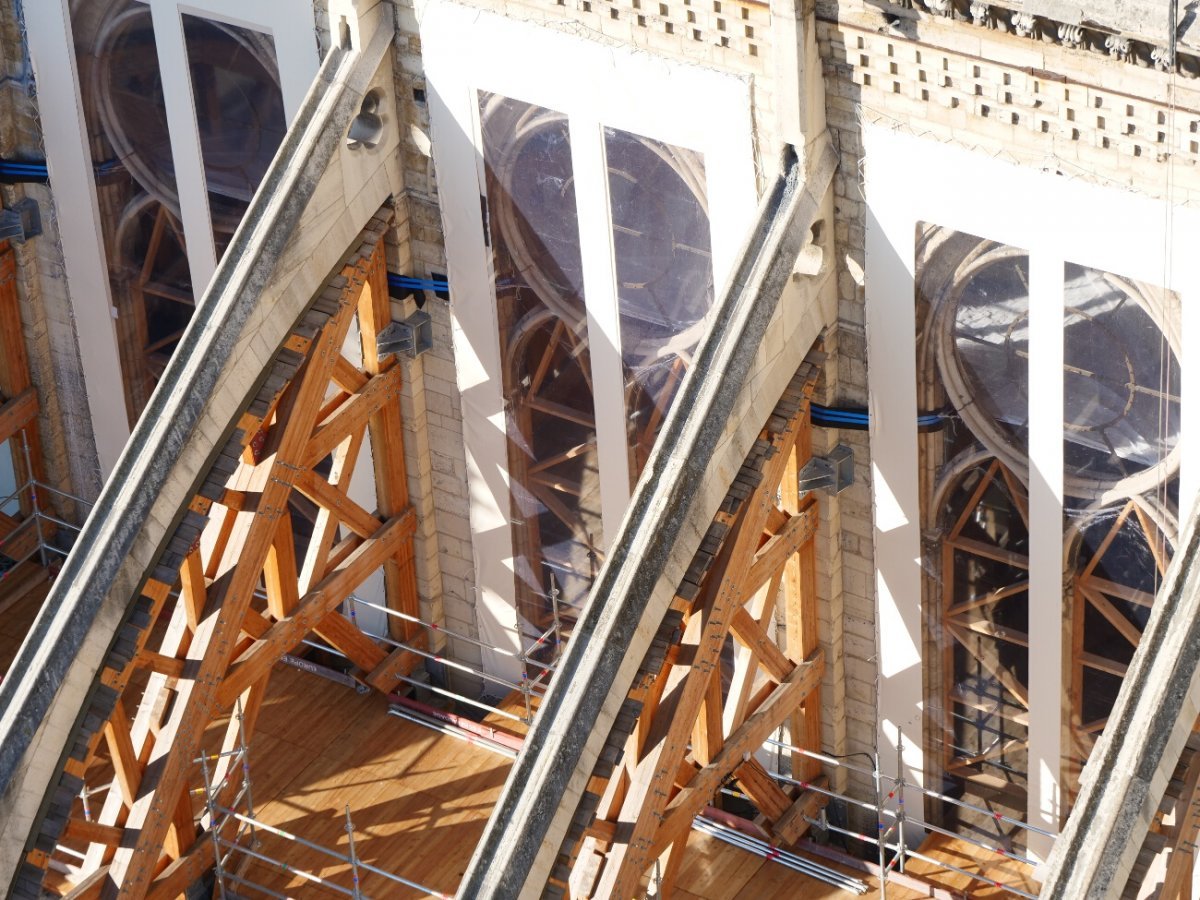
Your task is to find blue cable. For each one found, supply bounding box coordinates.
[0,157,122,184]
[388,273,449,293]
[811,404,947,430]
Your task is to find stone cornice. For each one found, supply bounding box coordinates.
[849,0,1200,77]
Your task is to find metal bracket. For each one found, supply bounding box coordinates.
[0,198,41,244]
[798,444,854,494]
[377,310,433,358]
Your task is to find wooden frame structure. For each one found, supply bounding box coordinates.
[112,197,195,422]
[499,305,604,631]
[20,219,423,900]
[0,239,51,565]
[934,455,1031,824]
[552,359,826,899]
[1065,497,1171,787]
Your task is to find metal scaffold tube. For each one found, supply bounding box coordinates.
[292,587,1044,900]
[692,816,869,893]
[388,706,520,759]
[764,734,1054,837]
[185,694,453,900]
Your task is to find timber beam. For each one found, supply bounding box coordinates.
[0,15,421,888]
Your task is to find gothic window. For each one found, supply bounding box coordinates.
[68,0,295,422]
[916,227,1032,836]
[477,94,714,631]
[1061,264,1180,803]
[915,225,1180,840]
[604,126,714,478]
[422,0,756,676]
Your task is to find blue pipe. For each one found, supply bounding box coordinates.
[812,404,946,431]
[0,160,48,183]
[387,272,450,301]
[0,157,124,185]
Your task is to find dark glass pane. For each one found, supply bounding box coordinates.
[1062,264,1180,486]
[916,224,1031,836]
[951,251,1030,452]
[72,0,193,423]
[1063,265,1179,813]
[182,14,287,249]
[604,127,713,480]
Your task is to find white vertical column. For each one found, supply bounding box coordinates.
[23,0,131,474]
[864,195,926,790]
[271,18,321,124]
[425,68,523,682]
[1177,230,1199,521]
[571,116,634,542]
[149,0,219,293]
[1027,252,1064,865]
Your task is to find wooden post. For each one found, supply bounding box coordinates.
[0,241,46,520]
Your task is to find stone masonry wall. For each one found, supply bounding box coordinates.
[387,1,480,682]
[823,3,1200,204]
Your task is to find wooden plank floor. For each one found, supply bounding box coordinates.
[223,667,513,898]
[32,653,1037,899]
[667,829,932,900]
[902,832,1040,898]
[0,560,1039,899]
[223,668,945,899]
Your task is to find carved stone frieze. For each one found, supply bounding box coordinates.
[1104,33,1132,60]
[1151,45,1175,71]
[1058,22,1084,48]
[859,0,1200,78]
[1012,11,1038,38]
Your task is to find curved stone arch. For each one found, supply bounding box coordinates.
[916,228,1181,504]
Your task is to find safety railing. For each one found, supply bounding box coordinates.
[266,553,1044,898]
[195,702,451,899]
[0,432,92,577]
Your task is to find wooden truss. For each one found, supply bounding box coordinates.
[21,217,423,900]
[552,358,826,899]
[1067,497,1169,780]
[937,457,1030,805]
[501,309,603,628]
[119,199,195,422]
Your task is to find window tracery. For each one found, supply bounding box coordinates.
[70,0,287,422]
[477,93,714,631]
[915,224,1180,840]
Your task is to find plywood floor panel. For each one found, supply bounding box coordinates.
[229,666,511,898]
